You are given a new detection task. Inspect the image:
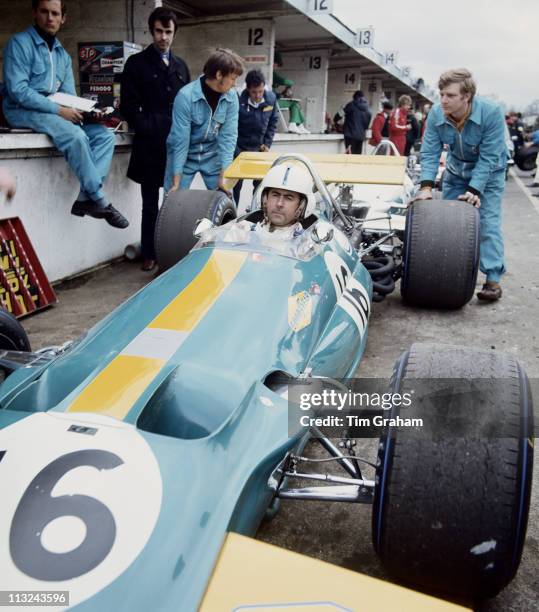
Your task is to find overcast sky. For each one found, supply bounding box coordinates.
[333,0,538,110]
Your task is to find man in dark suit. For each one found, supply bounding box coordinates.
[121,7,190,271]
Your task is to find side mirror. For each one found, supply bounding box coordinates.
[311,221,334,244]
[193,218,214,238]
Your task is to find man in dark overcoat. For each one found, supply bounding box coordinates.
[120,7,190,271]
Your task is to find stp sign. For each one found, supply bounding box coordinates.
[79,47,97,61]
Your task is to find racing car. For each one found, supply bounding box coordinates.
[0,153,533,611]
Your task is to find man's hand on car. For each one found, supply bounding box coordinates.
[167,174,180,195]
[218,173,231,196]
[413,188,433,202]
[59,106,84,124]
[458,191,481,208]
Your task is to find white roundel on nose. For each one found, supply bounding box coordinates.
[0,411,162,609]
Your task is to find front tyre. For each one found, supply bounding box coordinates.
[372,343,533,602]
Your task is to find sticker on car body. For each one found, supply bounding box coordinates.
[288,291,312,332]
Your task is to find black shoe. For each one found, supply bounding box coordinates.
[71,200,96,217]
[71,201,129,229]
[101,204,129,229]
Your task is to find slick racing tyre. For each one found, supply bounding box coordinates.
[155,189,236,272]
[400,200,479,308]
[372,343,534,602]
[0,307,31,351]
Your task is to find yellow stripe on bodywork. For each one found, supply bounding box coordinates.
[67,250,247,419]
[150,250,246,331]
[68,355,164,418]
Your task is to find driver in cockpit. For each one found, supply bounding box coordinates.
[225,164,316,245]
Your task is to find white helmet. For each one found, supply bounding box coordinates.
[259,164,316,218]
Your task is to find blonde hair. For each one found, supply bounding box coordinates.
[398,94,412,108]
[438,68,476,99]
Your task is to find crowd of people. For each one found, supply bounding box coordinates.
[1,0,531,302]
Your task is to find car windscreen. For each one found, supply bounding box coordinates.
[193,222,322,261]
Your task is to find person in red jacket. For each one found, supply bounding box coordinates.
[389,95,412,155]
[369,101,393,146]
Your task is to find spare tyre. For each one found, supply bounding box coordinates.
[401,199,479,308]
[155,189,236,272]
[372,343,533,602]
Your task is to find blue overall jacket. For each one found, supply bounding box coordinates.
[165,77,239,190]
[235,89,278,154]
[420,96,508,195]
[2,26,75,116]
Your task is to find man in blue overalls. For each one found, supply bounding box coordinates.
[165,48,243,195]
[415,68,508,301]
[2,0,128,229]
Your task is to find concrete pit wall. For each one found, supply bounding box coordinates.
[0,134,141,283]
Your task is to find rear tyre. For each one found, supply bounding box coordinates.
[155,189,236,272]
[372,343,534,602]
[0,308,31,351]
[401,200,479,308]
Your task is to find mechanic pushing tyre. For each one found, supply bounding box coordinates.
[401,200,479,308]
[372,343,533,602]
[155,189,237,272]
[0,307,31,351]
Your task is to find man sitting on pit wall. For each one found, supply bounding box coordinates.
[2,0,128,229]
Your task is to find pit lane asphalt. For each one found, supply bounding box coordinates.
[23,170,539,611]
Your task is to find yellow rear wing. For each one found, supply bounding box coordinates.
[224,152,407,186]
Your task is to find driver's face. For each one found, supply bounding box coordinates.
[265,188,302,227]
